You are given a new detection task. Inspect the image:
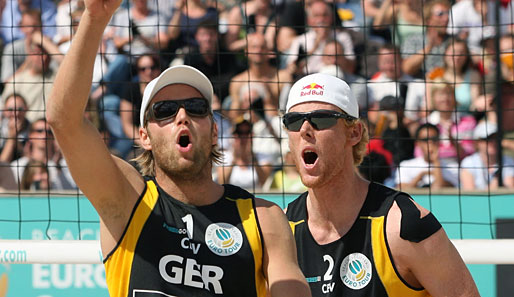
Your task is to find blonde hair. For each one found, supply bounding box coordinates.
[132,115,223,176]
[430,78,455,107]
[344,119,369,166]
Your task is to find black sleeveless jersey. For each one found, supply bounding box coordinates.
[286,182,437,297]
[104,177,267,297]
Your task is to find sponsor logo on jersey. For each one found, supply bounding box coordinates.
[162,222,188,235]
[340,253,372,290]
[205,223,243,256]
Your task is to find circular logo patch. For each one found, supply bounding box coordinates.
[340,253,372,290]
[205,223,243,256]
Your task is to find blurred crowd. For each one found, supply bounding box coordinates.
[1,0,514,192]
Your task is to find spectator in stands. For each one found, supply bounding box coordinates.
[237,83,284,168]
[373,0,424,47]
[0,0,57,45]
[0,94,30,163]
[401,0,451,78]
[369,95,414,167]
[167,0,218,60]
[395,123,459,189]
[229,32,292,120]
[358,151,392,185]
[177,18,243,103]
[319,40,372,112]
[216,118,270,189]
[1,42,58,123]
[11,118,76,190]
[426,39,481,114]
[276,0,310,54]
[0,162,17,191]
[116,54,162,158]
[448,0,514,56]
[54,0,83,46]
[110,0,169,56]
[425,79,476,163]
[1,9,46,82]
[267,147,306,193]
[225,0,277,52]
[461,121,514,190]
[101,0,169,96]
[20,159,50,190]
[368,44,413,106]
[285,0,355,75]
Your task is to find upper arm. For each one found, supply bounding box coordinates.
[255,198,311,297]
[51,117,143,228]
[386,200,480,297]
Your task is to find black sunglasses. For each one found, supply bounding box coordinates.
[147,98,210,122]
[283,109,356,132]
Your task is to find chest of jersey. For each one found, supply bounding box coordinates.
[294,217,386,296]
[105,182,264,297]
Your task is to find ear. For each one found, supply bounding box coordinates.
[347,121,363,147]
[212,120,219,147]
[139,126,152,150]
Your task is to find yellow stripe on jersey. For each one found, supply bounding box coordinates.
[289,220,305,236]
[235,198,267,297]
[104,180,159,297]
[369,216,431,297]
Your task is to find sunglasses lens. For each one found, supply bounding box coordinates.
[184,98,209,116]
[152,101,179,120]
[150,98,209,121]
[284,111,345,131]
[283,113,305,132]
[310,116,338,130]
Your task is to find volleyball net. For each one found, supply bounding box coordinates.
[0,0,514,295]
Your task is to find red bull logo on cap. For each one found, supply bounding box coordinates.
[300,83,324,96]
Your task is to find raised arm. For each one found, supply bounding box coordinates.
[46,0,144,255]
[255,198,311,297]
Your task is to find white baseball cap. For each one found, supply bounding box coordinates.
[286,73,359,118]
[140,65,213,126]
[473,121,497,140]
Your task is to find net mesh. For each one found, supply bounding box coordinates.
[0,0,511,251]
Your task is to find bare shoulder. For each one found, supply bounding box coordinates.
[230,71,249,86]
[112,155,146,194]
[386,196,480,296]
[254,198,287,224]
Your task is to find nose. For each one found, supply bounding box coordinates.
[299,119,315,138]
[174,106,191,125]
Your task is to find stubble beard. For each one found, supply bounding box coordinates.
[152,137,212,182]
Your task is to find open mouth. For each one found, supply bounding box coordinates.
[303,150,318,165]
[178,134,191,148]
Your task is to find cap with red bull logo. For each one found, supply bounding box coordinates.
[286,73,359,118]
[302,83,325,90]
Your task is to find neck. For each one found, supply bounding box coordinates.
[155,167,224,206]
[200,50,216,63]
[305,170,370,244]
[249,63,271,77]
